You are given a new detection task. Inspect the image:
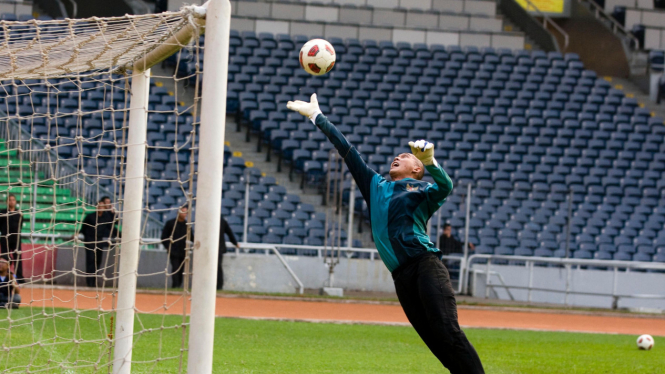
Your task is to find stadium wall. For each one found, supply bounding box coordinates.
[471,264,665,311]
[52,247,396,293]
[230,17,525,49]
[0,2,32,15]
[54,246,173,288]
[223,254,396,293]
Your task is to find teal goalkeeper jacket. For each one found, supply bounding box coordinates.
[314,114,454,272]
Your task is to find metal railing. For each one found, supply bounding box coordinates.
[580,0,640,49]
[225,242,466,294]
[21,231,665,306]
[518,0,570,51]
[464,254,665,308]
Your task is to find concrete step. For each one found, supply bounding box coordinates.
[224,117,375,248]
[496,8,543,51]
[611,77,665,120]
[150,64,196,107]
[224,117,324,207]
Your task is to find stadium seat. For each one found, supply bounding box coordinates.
[20,34,665,261]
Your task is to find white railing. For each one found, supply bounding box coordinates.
[464,254,665,308]
[26,233,665,305]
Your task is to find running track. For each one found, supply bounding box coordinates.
[21,287,665,336]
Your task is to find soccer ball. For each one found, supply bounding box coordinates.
[299,39,336,76]
[636,334,654,350]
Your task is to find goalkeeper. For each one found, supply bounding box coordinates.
[287,94,484,373]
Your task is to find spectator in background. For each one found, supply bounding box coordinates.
[217,216,239,290]
[438,223,475,257]
[161,206,194,289]
[0,258,20,309]
[155,0,168,12]
[79,196,120,288]
[0,194,23,282]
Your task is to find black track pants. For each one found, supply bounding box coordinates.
[393,253,485,374]
[170,255,185,289]
[216,253,224,290]
[85,245,105,288]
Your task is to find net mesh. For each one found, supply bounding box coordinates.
[0,7,205,373]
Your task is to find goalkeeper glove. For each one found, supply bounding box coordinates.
[408,139,437,167]
[286,93,322,123]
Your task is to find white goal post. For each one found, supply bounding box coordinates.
[0,1,231,373]
[185,0,231,373]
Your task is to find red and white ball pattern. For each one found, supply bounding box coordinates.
[636,334,654,350]
[299,39,336,76]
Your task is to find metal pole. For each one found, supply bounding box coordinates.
[565,189,573,258]
[323,150,333,258]
[564,264,571,305]
[347,179,355,248]
[112,69,150,374]
[612,266,619,309]
[462,183,472,274]
[187,1,230,373]
[485,261,491,299]
[30,166,38,245]
[242,169,250,243]
[527,261,534,303]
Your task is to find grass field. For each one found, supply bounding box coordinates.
[0,308,661,373]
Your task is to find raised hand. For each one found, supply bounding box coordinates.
[286,93,322,121]
[408,139,436,166]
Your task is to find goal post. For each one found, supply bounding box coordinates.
[187,0,231,372]
[112,67,150,374]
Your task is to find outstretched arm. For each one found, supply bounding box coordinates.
[287,94,378,204]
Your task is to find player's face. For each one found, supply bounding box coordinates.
[99,198,111,211]
[443,226,451,236]
[0,261,7,272]
[7,196,16,209]
[178,207,188,221]
[389,154,419,180]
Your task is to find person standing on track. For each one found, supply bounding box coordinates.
[0,194,23,282]
[79,196,120,288]
[287,94,484,374]
[0,258,20,309]
[439,223,475,256]
[217,215,239,290]
[161,205,194,289]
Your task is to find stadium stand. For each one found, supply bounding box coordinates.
[0,138,83,244]
[0,12,352,252]
[2,11,664,262]
[210,31,665,263]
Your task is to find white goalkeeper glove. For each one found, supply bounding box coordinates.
[286,93,322,123]
[408,139,437,167]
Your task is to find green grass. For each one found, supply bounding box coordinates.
[0,308,661,373]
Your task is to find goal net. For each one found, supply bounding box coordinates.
[0,2,222,372]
